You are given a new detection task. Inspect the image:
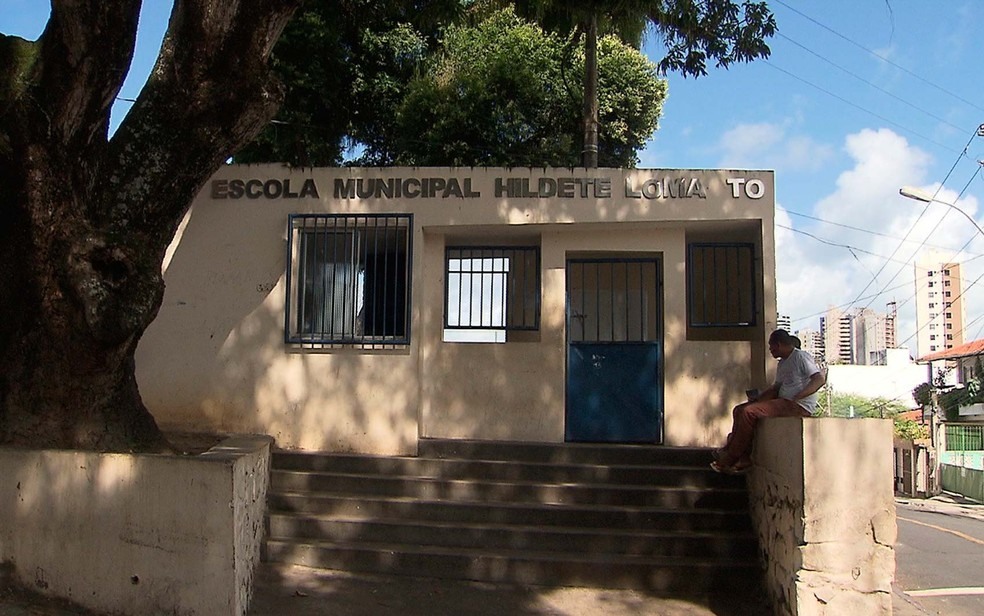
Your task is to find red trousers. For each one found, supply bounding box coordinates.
[721,398,810,466]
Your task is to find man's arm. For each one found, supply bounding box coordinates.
[755,383,780,401]
[793,372,825,402]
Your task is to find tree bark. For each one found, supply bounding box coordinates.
[0,0,300,451]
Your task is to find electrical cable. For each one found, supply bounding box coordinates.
[773,0,984,115]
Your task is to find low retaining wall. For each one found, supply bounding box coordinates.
[748,418,896,615]
[0,435,271,615]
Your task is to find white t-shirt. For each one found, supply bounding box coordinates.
[775,348,821,413]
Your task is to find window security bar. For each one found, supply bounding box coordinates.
[285,214,412,346]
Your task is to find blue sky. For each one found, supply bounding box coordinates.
[4,1,984,356]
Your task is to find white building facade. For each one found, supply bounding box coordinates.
[135,165,778,454]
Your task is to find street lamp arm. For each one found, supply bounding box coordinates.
[899,186,984,239]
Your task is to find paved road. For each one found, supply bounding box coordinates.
[894,498,984,616]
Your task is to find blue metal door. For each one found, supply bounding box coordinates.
[566,259,663,443]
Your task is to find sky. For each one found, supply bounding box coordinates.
[3,1,984,358]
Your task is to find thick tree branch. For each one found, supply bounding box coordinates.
[102,0,300,243]
[34,1,141,150]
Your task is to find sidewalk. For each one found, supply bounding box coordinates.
[896,491,984,521]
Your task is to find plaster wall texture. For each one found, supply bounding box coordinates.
[825,349,928,407]
[136,165,776,452]
[0,436,271,615]
[748,418,895,616]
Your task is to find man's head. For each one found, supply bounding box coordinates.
[768,329,796,359]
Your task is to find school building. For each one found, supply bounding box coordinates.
[135,165,778,454]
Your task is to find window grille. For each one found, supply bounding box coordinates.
[285,214,412,345]
[567,258,661,343]
[687,243,757,327]
[444,246,539,341]
[946,424,984,451]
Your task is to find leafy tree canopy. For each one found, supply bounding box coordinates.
[236,2,666,167]
[514,0,776,77]
[824,392,910,419]
[235,0,463,166]
[393,7,666,167]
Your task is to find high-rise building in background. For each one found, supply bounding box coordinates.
[821,307,855,364]
[915,252,965,357]
[885,301,897,349]
[817,303,900,365]
[854,307,892,366]
[777,314,792,333]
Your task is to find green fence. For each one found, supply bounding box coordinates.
[941,464,984,502]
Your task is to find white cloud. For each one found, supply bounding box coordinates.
[717,121,835,171]
[779,127,984,350]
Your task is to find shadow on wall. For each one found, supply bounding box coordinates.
[0,448,250,615]
[664,313,760,446]
[137,199,422,453]
[136,173,768,452]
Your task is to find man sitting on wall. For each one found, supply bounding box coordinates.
[711,329,825,474]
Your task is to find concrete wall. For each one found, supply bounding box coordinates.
[0,436,271,616]
[826,349,928,407]
[749,418,896,615]
[136,165,777,452]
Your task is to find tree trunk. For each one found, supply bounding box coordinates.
[0,0,300,451]
[581,12,599,168]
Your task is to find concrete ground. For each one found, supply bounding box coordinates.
[2,492,979,616]
[247,564,769,616]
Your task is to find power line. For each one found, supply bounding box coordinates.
[763,61,964,156]
[784,210,984,257]
[843,129,979,318]
[773,0,984,115]
[778,224,916,265]
[775,32,966,135]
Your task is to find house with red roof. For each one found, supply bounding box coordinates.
[917,338,984,387]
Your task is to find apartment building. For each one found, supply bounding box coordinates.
[915,253,965,357]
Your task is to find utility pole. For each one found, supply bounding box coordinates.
[581,12,599,168]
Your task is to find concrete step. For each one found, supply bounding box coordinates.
[268,493,753,533]
[418,438,717,466]
[272,452,742,488]
[270,470,749,509]
[266,514,760,559]
[262,539,761,594]
[263,439,760,593]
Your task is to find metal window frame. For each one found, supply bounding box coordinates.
[284,213,413,346]
[443,245,541,332]
[687,242,758,328]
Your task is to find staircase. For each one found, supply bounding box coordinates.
[263,439,762,595]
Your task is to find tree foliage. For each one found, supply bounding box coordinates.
[514,0,776,77]
[824,391,928,440]
[237,2,666,167]
[826,392,909,419]
[235,0,463,166]
[393,7,664,167]
[512,1,775,165]
[238,1,773,167]
[0,0,300,451]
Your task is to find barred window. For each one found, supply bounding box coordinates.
[285,214,412,345]
[687,243,756,327]
[444,246,539,343]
